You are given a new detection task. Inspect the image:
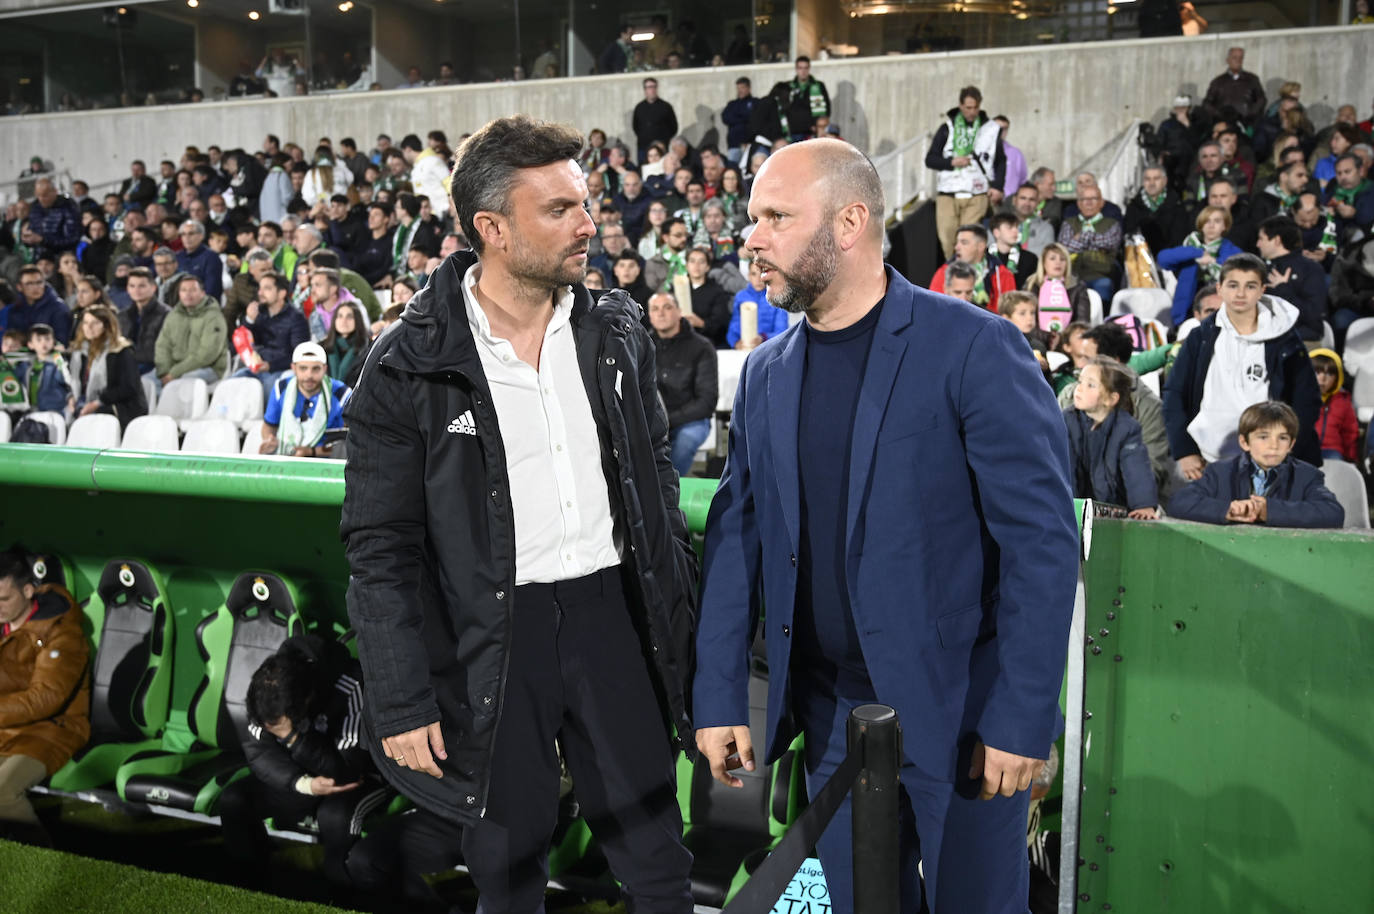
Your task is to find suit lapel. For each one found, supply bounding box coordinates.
[767,327,806,549]
[845,270,913,551]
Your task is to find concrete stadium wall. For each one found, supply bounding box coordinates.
[3,25,1371,199]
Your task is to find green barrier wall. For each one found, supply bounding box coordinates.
[1076,517,1374,912]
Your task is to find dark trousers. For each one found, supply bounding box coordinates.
[347,806,466,914]
[218,775,383,886]
[460,565,693,914]
[795,677,1030,914]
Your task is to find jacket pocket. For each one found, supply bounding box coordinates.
[936,598,994,649]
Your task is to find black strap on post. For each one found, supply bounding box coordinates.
[720,703,901,914]
[849,704,902,914]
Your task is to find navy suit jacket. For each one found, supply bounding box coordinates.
[693,266,1079,782]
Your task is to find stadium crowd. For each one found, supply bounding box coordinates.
[0,35,1370,914]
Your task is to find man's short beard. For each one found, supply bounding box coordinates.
[508,224,588,291]
[760,219,840,314]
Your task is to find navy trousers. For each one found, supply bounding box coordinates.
[794,676,1031,914]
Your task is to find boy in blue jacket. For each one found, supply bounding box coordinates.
[1169,400,1343,527]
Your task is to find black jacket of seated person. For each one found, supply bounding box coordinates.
[654,316,719,431]
[217,634,382,887]
[1168,452,1343,527]
[689,277,734,349]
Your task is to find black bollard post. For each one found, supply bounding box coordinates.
[848,703,901,914]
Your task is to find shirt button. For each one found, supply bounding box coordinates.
[495,590,505,600]
[790,553,797,567]
[565,500,573,508]
[782,625,790,637]
[490,489,498,499]
[565,554,573,562]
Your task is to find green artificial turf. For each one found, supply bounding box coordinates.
[0,839,359,914]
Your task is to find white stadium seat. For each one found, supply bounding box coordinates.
[118,415,180,452]
[181,377,264,433]
[142,375,159,414]
[1321,461,1370,529]
[66,414,122,449]
[242,423,265,455]
[26,411,67,445]
[0,411,10,443]
[1343,318,1374,423]
[715,350,749,413]
[1086,288,1104,326]
[181,419,242,455]
[154,378,209,424]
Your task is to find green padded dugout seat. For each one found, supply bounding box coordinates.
[116,571,303,814]
[48,559,175,792]
[680,674,805,908]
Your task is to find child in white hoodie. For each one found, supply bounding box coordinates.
[1161,253,1323,481]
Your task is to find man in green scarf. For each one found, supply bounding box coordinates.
[1325,154,1374,240]
[783,57,830,141]
[259,342,350,458]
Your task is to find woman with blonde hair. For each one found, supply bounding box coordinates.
[302,146,351,208]
[1024,242,1093,323]
[1158,205,1242,325]
[68,305,148,428]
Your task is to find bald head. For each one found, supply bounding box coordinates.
[756,138,886,239]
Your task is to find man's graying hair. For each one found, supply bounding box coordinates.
[450,116,585,256]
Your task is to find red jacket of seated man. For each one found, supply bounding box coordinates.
[929,257,1017,314]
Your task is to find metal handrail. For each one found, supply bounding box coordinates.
[871,130,936,225]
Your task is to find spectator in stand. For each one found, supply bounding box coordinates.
[328,194,366,258]
[118,267,169,379]
[784,57,830,142]
[1292,193,1339,270]
[1216,127,1256,192]
[24,179,82,263]
[1203,47,1266,127]
[1251,160,1311,225]
[121,160,157,207]
[302,148,350,210]
[1125,165,1192,255]
[1255,216,1326,344]
[1202,176,1257,252]
[926,86,1006,259]
[1062,173,1124,223]
[1162,203,1241,321]
[722,78,757,164]
[1312,124,1359,190]
[613,170,651,245]
[310,248,380,322]
[307,268,355,341]
[700,201,739,265]
[647,290,718,476]
[390,194,423,278]
[154,273,227,388]
[224,249,274,329]
[684,248,734,348]
[151,248,180,305]
[675,180,708,241]
[237,271,310,397]
[1063,357,1159,519]
[257,221,298,280]
[941,260,979,303]
[398,65,426,90]
[728,259,789,349]
[930,223,1015,313]
[322,300,370,389]
[599,24,634,75]
[14,324,73,414]
[175,221,223,301]
[352,202,395,288]
[588,225,631,279]
[637,201,670,261]
[68,305,147,428]
[994,116,1027,198]
[1184,141,1244,204]
[1309,349,1357,462]
[1324,154,1374,240]
[989,213,1038,289]
[1169,401,1342,528]
[400,134,451,218]
[260,341,349,458]
[644,217,691,292]
[1026,243,1093,324]
[80,220,114,280]
[1175,283,1222,342]
[1163,254,1320,482]
[218,635,377,890]
[1006,182,1056,257]
[0,547,89,847]
[612,251,652,305]
[1058,186,1122,302]
[257,49,302,97]
[1030,167,1063,230]
[633,78,678,165]
[9,265,72,343]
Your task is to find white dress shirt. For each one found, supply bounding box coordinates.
[462,264,620,585]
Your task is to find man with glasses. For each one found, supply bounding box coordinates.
[1058,185,1123,303]
[174,220,224,301]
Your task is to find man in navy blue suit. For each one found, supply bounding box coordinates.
[693,139,1079,914]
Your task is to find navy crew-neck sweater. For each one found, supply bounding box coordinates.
[792,297,885,698]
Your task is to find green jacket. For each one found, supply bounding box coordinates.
[154,296,228,379]
[340,268,381,320]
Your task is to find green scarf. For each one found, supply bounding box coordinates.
[1078,213,1104,235]
[1331,179,1372,207]
[1002,246,1021,274]
[1140,190,1166,213]
[790,78,828,119]
[967,258,991,307]
[1184,231,1224,284]
[951,116,978,157]
[659,246,687,290]
[329,336,357,384]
